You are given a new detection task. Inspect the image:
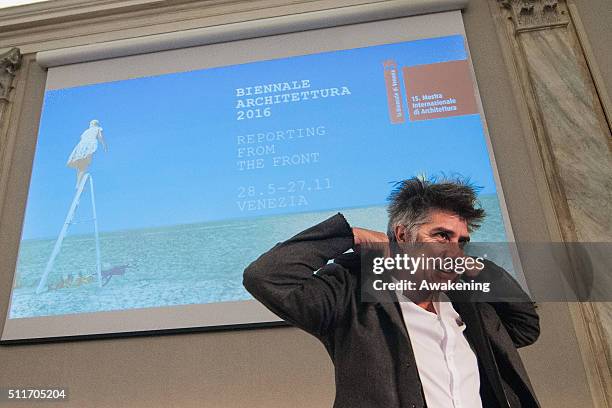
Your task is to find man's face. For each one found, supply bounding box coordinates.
[414,209,470,245]
[395,209,470,283]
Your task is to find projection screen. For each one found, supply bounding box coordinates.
[2,8,522,342]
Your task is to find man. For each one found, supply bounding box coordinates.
[243,178,540,408]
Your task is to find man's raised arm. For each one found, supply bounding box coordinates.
[243,213,356,338]
[466,260,540,348]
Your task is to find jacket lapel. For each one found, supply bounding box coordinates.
[373,289,412,345]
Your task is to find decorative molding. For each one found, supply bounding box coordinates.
[0,0,468,56]
[35,0,467,67]
[499,0,569,32]
[0,0,463,34]
[0,48,21,103]
[489,0,612,405]
[0,0,178,30]
[0,0,338,55]
[0,48,23,202]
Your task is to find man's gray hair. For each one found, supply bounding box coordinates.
[386,176,485,242]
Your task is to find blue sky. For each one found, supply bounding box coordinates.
[22,35,499,240]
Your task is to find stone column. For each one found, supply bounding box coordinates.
[0,48,22,161]
[490,0,612,405]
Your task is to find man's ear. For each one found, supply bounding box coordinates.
[394,224,407,242]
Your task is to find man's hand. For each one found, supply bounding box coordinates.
[352,227,390,260]
[351,227,388,246]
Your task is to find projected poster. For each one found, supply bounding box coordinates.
[6,34,511,334]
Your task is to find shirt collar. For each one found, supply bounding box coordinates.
[392,276,457,320]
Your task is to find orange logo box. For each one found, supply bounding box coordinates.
[403,60,478,121]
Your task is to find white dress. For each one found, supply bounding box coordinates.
[66,125,102,167]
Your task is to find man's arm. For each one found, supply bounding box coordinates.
[243,213,356,338]
[466,260,540,348]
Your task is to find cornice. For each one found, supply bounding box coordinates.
[0,0,373,52]
[0,0,190,30]
[0,0,341,31]
[0,0,466,54]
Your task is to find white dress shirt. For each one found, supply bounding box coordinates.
[396,288,483,408]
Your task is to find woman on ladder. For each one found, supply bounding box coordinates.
[66,119,107,188]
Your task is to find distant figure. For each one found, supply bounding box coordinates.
[51,273,73,290]
[66,120,107,188]
[101,264,129,287]
[74,272,85,287]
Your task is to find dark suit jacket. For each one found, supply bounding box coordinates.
[243,213,540,408]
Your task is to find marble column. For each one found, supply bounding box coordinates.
[0,48,22,162]
[491,0,612,405]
